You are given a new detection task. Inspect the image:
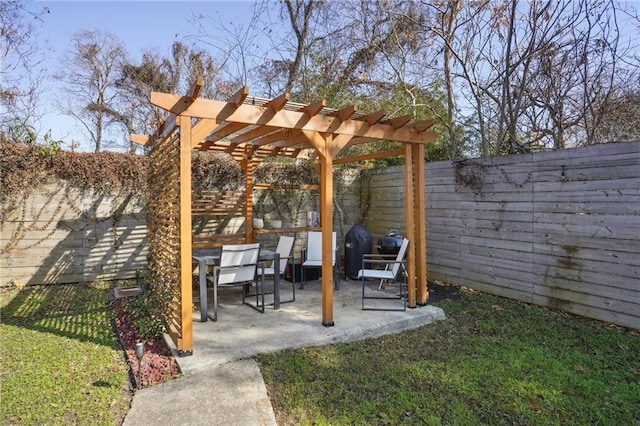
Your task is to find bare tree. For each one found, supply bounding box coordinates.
[439,0,461,158]
[0,0,48,140]
[592,85,640,142]
[251,0,334,100]
[283,1,449,162]
[113,42,235,152]
[55,29,126,152]
[186,2,269,87]
[175,0,638,159]
[281,0,322,93]
[422,0,639,156]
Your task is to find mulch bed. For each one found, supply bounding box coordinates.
[111,298,181,389]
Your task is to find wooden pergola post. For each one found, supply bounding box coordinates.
[413,143,428,304]
[302,130,340,326]
[404,143,417,308]
[244,145,255,243]
[178,115,193,353]
[320,150,335,326]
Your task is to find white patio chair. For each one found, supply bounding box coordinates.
[300,231,339,289]
[259,235,296,303]
[357,237,409,311]
[207,243,262,321]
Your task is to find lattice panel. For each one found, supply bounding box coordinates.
[147,134,183,347]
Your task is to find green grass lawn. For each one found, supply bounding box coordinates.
[2,282,638,425]
[0,282,131,425]
[256,287,640,425]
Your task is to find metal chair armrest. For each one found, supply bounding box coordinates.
[363,258,405,265]
[362,253,397,260]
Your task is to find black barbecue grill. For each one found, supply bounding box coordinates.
[344,224,373,279]
[376,230,404,255]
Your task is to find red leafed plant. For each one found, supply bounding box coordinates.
[111,297,181,388]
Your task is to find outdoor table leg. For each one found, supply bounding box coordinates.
[199,259,207,322]
[273,253,280,310]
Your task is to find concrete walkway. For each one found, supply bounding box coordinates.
[124,279,446,425]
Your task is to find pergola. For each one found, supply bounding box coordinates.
[132,78,436,355]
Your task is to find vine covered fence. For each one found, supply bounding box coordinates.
[0,180,147,286]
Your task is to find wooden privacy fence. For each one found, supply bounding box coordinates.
[0,170,361,288]
[3,142,637,329]
[0,180,147,286]
[364,142,639,329]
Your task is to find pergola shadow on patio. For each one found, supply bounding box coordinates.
[170,278,447,374]
[132,78,436,355]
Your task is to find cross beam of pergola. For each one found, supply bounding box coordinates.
[132,79,435,355]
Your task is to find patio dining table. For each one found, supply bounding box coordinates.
[192,248,281,322]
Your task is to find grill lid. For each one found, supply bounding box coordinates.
[376,229,404,250]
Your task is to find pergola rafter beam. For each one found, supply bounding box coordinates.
[227,86,249,107]
[201,122,249,150]
[232,126,280,144]
[359,110,385,125]
[333,148,405,165]
[327,104,357,121]
[388,115,412,129]
[409,119,435,132]
[196,87,265,151]
[132,78,202,147]
[325,105,357,135]
[186,77,203,101]
[301,99,326,117]
[258,132,307,149]
[251,129,297,147]
[150,92,432,143]
[246,101,328,151]
[131,133,151,145]
[263,93,290,111]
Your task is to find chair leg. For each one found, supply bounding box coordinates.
[291,272,296,302]
[212,280,218,322]
[260,269,266,308]
[299,265,305,290]
[242,279,265,313]
[361,277,406,312]
[334,250,341,290]
[402,275,407,310]
[290,264,296,300]
[259,273,265,313]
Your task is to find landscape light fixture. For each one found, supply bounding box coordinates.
[135,342,145,388]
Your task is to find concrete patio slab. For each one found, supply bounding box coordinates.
[175,278,446,373]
